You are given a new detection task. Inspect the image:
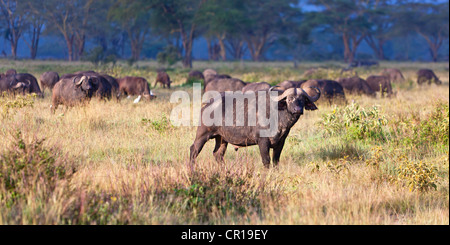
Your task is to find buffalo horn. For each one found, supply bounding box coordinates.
[297,86,321,102]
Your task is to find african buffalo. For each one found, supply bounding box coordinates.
[381,68,405,83]
[51,75,96,113]
[154,71,171,88]
[63,72,112,100]
[301,79,346,104]
[204,78,247,93]
[242,82,271,93]
[40,71,60,93]
[203,69,232,89]
[337,76,376,97]
[118,76,156,103]
[366,75,393,97]
[417,69,442,85]
[189,86,321,168]
[276,80,307,90]
[188,70,205,81]
[13,73,43,98]
[0,75,30,95]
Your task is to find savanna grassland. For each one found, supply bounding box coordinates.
[0,59,448,225]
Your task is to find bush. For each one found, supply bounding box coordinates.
[0,93,36,117]
[0,130,76,204]
[319,103,388,141]
[157,45,181,68]
[396,156,438,192]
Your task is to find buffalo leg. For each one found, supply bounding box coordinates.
[258,140,271,168]
[272,137,286,166]
[189,130,210,164]
[213,137,228,163]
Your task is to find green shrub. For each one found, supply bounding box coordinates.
[396,156,438,192]
[141,114,172,133]
[0,131,76,204]
[0,93,36,117]
[319,103,388,141]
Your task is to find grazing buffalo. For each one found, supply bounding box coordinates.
[188,70,205,81]
[203,69,232,89]
[242,82,271,93]
[204,78,247,93]
[276,80,307,90]
[417,69,442,85]
[63,72,112,100]
[337,76,376,97]
[381,68,405,83]
[366,75,393,97]
[5,69,17,76]
[118,76,156,103]
[51,75,96,113]
[189,86,321,168]
[154,71,171,88]
[13,73,43,98]
[0,75,30,95]
[301,79,346,104]
[40,71,60,92]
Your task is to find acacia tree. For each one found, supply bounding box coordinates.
[241,0,300,61]
[22,1,44,60]
[0,0,26,59]
[29,0,94,61]
[108,0,151,61]
[151,0,207,68]
[309,0,376,64]
[364,1,395,60]
[197,0,247,61]
[397,2,449,62]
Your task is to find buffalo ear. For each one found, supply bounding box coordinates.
[277,100,287,110]
[304,100,318,111]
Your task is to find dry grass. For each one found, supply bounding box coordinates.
[0,60,448,225]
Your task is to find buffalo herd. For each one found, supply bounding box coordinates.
[0,66,444,167]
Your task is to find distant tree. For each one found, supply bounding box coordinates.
[241,0,301,61]
[151,0,207,68]
[197,0,247,61]
[108,0,151,60]
[396,1,449,62]
[0,0,26,59]
[309,0,376,64]
[22,1,44,60]
[364,1,395,60]
[29,0,94,61]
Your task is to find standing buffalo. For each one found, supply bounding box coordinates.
[189,86,321,168]
[417,69,442,85]
[188,70,205,81]
[62,71,112,100]
[276,80,307,90]
[51,75,96,113]
[13,73,43,98]
[154,71,172,88]
[202,69,232,89]
[301,79,346,104]
[40,71,60,93]
[381,68,405,83]
[366,75,393,97]
[337,76,376,97]
[204,78,247,93]
[0,75,30,95]
[241,82,271,93]
[118,76,156,103]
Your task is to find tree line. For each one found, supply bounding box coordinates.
[0,0,448,67]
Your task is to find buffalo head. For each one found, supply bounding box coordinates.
[272,87,320,115]
[74,75,94,93]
